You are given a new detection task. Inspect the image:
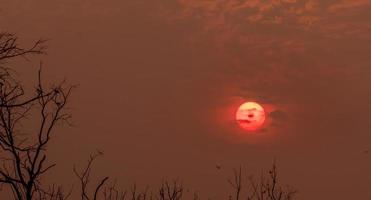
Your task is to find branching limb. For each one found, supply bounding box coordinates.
[74,151,109,200]
[0,33,46,61]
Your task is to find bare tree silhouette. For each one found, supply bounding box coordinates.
[73,150,193,200]
[158,180,183,200]
[73,151,109,200]
[229,164,297,200]
[0,32,74,200]
[74,152,185,200]
[0,33,46,61]
[228,167,242,200]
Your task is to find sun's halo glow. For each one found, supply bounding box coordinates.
[235,102,266,131]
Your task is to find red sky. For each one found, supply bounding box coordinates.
[2,0,371,199]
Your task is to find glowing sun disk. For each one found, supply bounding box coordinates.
[235,102,266,131]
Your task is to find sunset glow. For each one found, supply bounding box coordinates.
[236,102,265,131]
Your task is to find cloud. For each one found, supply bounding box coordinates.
[174,0,371,45]
[328,0,371,12]
[172,0,371,83]
[269,110,289,121]
[265,109,289,129]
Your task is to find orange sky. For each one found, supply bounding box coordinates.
[2,0,371,199]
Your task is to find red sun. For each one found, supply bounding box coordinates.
[236,102,266,131]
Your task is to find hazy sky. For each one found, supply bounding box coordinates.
[2,0,371,199]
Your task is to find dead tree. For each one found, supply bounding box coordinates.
[0,33,46,61]
[228,166,242,200]
[158,180,183,200]
[102,181,127,200]
[35,184,72,200]
[74,152,185,200]
[229,164,297,200]
[251,163,297,200]
[0,32,73,200]
[73,151,109,200]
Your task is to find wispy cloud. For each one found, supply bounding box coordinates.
[174,0,371,43]
[328,0,371,12]
[170,0,371,130]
